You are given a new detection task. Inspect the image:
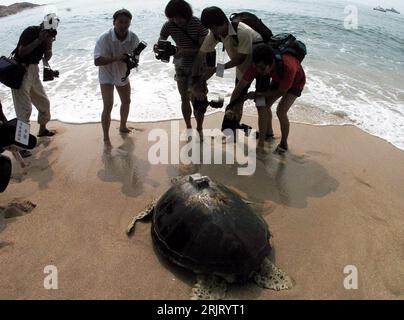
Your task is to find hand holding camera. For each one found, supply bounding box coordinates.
[39,30,54,43]
[154,40,177,63]
[125,41,147,69]
[121,41,147,82]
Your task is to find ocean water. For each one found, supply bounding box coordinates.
[0,0,403,150]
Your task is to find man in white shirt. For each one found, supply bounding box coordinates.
[193,7,263,124]
[94,9,139,145]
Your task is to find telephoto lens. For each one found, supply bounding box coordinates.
[156,40,177,63]
[209,95,224,109]
[134,41,147,56]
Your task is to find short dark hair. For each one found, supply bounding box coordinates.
[253,44,275,66]
[113,9,132,22]
[201,6,228,28]
[165,0,193,21]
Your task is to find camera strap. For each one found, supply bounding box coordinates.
[173,24,200,48]
[42,57,50,67]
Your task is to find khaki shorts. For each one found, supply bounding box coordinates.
[11,64,50,125]
[174,65,193,89]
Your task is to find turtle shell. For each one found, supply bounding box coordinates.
[151,175,271,279]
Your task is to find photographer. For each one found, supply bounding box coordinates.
[12,14,58,138]
[192,7,263,126]
[94,9,140,145]
[155,0,209,137]
[235,44,306,153]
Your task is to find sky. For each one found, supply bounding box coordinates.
[0,0,403,11]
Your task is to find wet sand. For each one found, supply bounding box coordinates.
[1,113,404,299]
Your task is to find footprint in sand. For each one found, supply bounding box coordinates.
[0,201,36,219]
[354,177,373,189]
[0,241,13,249]
[289,154,309,164]
[305,150,332,161]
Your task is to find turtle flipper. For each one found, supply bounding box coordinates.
[191,274,227,300]
[253,257,293,291]
[170,175,184,185]
[126,198,158,236]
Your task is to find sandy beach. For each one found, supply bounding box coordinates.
[1,113,404,300]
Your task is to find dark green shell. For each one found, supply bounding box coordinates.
[151,175,270,279]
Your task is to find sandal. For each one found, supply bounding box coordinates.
[274,144,288,155]
[255,131,275,140]
[38,129,56,137]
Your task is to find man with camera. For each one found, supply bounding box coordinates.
[193,7,263,127]
[232,44,306,153]
[11,14,59,138]
[94,9,141,145]
[154,0,209,137]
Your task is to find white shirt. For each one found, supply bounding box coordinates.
[94,28,140,86]
[200,22,262,79]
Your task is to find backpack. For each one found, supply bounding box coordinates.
[229,12,273,43]
[269,33,307,63]
[228,13,307,63]
[266,34,307,79]
[0,56,26,89]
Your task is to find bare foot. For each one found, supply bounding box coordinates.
[274,144,288,155]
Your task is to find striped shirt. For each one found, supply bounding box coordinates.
[160,16,208,69]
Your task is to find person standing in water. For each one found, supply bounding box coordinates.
[94,9,140,145]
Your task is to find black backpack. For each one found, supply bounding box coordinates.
[0,56,26,89]
[228,12,307,64]
[269,33,307,63]
[229,12,273,43]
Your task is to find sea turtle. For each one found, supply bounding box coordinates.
[126,173,293,299]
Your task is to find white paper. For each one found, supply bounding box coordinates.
[216,63,225,78]
[15,120,30,146]
[256,96,266,107]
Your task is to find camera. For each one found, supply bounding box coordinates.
[121,41,148,82]
[45,28,58,39]
[208,96,224,109]
[154,40,177,63]
[43,65,59,82]
[125,41,148,70]
[192,96,224,114]
[0,119,37,193]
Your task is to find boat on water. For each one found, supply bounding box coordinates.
[373,6,387,12]
[386,8,400,14]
